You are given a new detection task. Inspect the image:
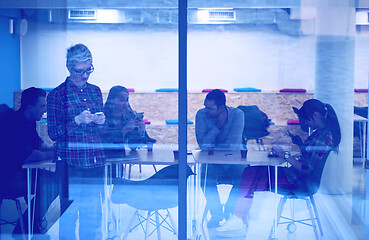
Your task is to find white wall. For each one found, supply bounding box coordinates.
[21,21,369,92]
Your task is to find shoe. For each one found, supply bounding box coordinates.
[144,132,157,143]
[216,215,245,232]
[207,216,225,228]
[216,228,247,238]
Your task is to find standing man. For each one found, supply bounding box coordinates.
[0,87,54,239]
[47,44,106,239]
[195,89,246,228]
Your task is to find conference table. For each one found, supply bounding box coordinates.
[105,148,286,240]
[191,149,286,240]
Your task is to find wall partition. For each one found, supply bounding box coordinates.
[0,0,369,239]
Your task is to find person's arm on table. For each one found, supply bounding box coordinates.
[217,109,244,150]
[25,150,54,163]
[195,110,219,149]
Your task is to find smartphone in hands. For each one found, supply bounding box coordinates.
[287,130,303,146]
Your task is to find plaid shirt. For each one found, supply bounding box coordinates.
[284,129,333,186]
[47,78,105,168]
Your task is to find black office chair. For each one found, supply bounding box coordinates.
[0,191,26,240]
[110,164,194,240]
[269,151,331,240]
[237,105,270,150]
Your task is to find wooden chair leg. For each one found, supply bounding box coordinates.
[128,164,132,179]
[167,210,177,236]
[269,196,287,239]
[0,198,2,237]
[155,211,161,240]
[15,199,27,240]
[145,211,150,240]
[306,198,320,240]
[310,196,323,236]
[122,210,137,240]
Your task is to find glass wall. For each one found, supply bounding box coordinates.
[0,0,368,239]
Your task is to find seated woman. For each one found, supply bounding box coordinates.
[103,86,156,154]
[216,99,341,236]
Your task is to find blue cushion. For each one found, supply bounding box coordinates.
[166,120,194,125]
[233,88,261,92]
[155,88,178,92]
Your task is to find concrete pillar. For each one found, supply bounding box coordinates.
[314,0,356,194]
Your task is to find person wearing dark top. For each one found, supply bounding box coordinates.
[216,99,341,237]
[0,87,54,239]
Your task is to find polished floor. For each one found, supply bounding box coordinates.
[1,158,367,240]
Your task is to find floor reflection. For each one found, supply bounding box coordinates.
[4,159,367,239]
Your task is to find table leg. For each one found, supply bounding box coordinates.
[32,169,38,235]
[104,165,108,238]
[274,165,278,239]
[362,121,367,167]
[27,169,31,240]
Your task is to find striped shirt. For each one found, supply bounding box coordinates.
[47,78,105,168]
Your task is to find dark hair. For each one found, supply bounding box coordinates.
[298,99,341,150]
[104,86,134,121]
[205,89,226,108]
[19,87,46,111]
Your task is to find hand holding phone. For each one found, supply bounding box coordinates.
[287,131,303,146]
[93,112,105,125]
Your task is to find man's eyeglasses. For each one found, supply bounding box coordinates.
[73,64,94,75]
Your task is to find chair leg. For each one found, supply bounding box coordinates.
[269,196,287,239]
[15,199,27,240]
[201,204,209,226]
[128,164,132,179]
[290,198,295,225]
[155,211,162,240]
[145,211,151,240]
[201,204,209,240]
[139,164,142,173]
[122,210,138,240]
[152,165,158,173]
[0,198,2,237]
[167,210,177,237]
[310,196,323,236]
[306,198,320,240]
